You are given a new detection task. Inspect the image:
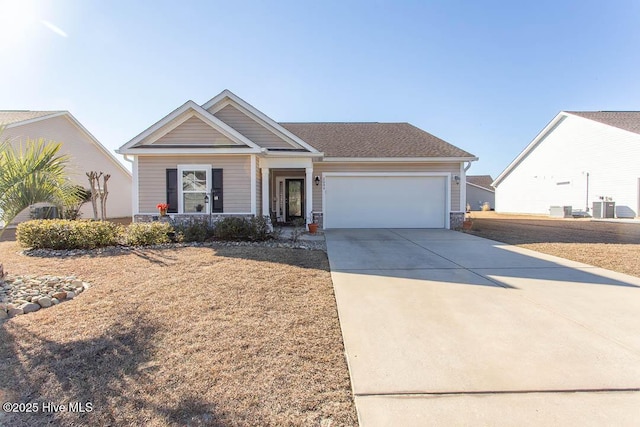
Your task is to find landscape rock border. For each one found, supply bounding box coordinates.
[0,275,90,320]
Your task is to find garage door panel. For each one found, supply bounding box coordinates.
[324,175,447,229]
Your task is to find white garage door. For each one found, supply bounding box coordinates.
[323,174,448,228]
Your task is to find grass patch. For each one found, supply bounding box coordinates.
[0,242,357,426]
[467,213,640,277]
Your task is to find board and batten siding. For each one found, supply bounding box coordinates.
[137,155,252,213]
[213,105,296,149]
[311,162,462,212]
[495,115,640,217]
[153,116,235,146]
[3,115,132,224]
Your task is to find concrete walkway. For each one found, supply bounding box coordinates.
[325,229,640,426]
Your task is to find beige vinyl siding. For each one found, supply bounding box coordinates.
[312,162,462,212]
[213,105,298,149]
[3,115,132,223]
[154,116,236,146]
[137,155,252,213]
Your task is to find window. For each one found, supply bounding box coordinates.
[178,165,210,213]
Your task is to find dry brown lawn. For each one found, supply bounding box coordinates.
[467,212,640,278]
[0,241,357,426]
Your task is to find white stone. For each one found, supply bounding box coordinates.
[66,291,75,299]
[38,297,52,308]
[51,298,60,305]
[21,302,40,313]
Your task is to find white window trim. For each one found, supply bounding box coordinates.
[177,164,212,214]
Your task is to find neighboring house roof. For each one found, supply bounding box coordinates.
[1,110,131,177]
[566,111,640,135]
[0,110,63,126]
[467,175,495,192]
[493,110,640,187]
[280,122,475,159]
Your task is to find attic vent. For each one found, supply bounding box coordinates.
[556,181,570,186]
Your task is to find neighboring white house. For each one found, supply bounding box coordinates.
[493,111,640,218]
[466,175,495,211]
[117,89,478,229]
[0,111,132,224]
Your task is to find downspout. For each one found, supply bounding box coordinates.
[461,161,472,213]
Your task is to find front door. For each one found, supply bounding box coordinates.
[285,179,304,222]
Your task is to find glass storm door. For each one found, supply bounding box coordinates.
[285,179,304,222]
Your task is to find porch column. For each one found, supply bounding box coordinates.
[261,168,270,217]
[305,167,313,224]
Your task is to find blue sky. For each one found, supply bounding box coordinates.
[2,0,640,177]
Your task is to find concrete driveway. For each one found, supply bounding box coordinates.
[325,229,640,426]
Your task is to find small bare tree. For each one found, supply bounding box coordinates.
[86,171,110,220]
[86,171,100,219]
[100,174,110,220]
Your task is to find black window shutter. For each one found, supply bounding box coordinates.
[212,168,223,213]
[166,169,178,213]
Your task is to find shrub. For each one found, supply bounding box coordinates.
[17,219,123,249]
[213,216,274,241]
[248,215,273,241]
[173,218,214,243]
[124,222,173,246]
[213,216,252,241]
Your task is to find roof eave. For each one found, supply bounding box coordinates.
[322,156,478,162]
[467,182,495,192]
[4,111,67,128]
[117,147,262,155]
[263,151,323,158]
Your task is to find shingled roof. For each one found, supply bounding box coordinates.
[567,111,640,135]
[279,122,474,158]
[467,175,495,191]
[0,111,62,126]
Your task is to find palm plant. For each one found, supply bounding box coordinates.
[0,129,83,233]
